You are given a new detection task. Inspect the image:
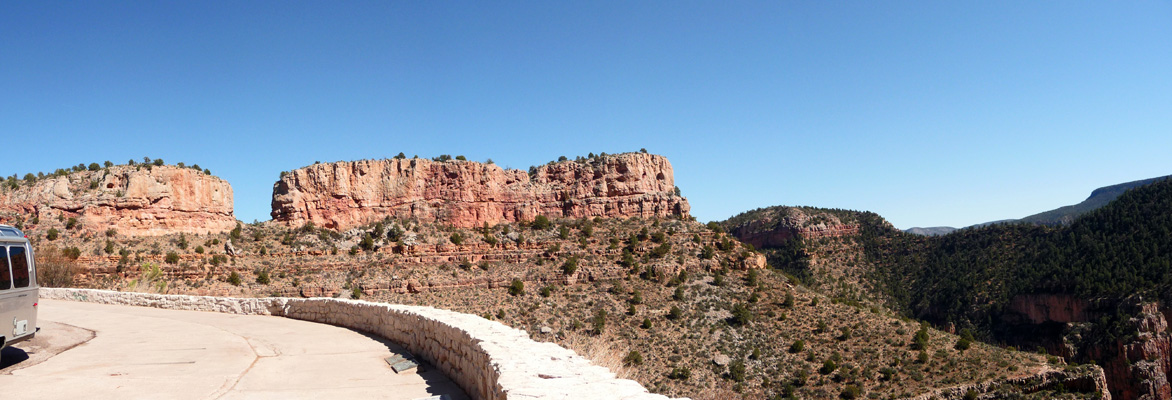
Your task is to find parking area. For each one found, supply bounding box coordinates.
[1,299,466,400]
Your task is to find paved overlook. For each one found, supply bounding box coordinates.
[1,299,466,400]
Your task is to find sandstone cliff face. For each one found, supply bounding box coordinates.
[0,166,235,236]
[270,153,690,230]
[723,206,863,249]
[1005,294,1093,325]
[1081,302,1172,400]
[1004,295,1172,400]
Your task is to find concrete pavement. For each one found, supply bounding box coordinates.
[0,299,467,400]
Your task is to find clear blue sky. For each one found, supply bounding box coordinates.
[3,2,1170,229]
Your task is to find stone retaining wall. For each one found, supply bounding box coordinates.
[41,288,681,400]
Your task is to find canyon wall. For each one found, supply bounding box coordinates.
[1003,295,1172,400]
[0,165,235,236]
[271,153,690,230]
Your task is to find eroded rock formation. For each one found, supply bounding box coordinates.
[0,165,235,236]
[1003,295,1172,400]
[271,153,690,230]
[722,206,864,249]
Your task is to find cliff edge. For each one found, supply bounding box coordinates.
[0,165,235,236]
[271,152,690,230]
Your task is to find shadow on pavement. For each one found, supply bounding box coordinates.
[0,346,31,370]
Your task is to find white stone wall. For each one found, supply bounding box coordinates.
[41,288,682,400]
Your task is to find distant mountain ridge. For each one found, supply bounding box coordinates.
[904,226,956,236]
[1018,174,1171,225]
[905,174,1170,235]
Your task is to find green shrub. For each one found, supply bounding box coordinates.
[508,279,524,296]
[531,215,551,230]
[361,233,376,250]
[730,303,752,326]
[561,257,578,275]
[790,339,805,353]
[540,285,554,298]
[820,359,838,374]
[912,325,930,350]
[449,232,463,245]
[104,240,115,254]
[668,306,683,320]
[623,350,643,366]
[955,337,972,351]
[700,245,715,259]
[650,242,671,258]
[256,270,270,284]
[668,366,691,380]
[840,384,862,399]
[728,360,746,382]
[630,290,643,304]
[164,251,180,264]
[66,217,78,229]
[228,271,242,286]
[592,309,607,334]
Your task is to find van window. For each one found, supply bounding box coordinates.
[0,246,10,290]
[10,246,29,288]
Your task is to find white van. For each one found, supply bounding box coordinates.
[0,224,38,353]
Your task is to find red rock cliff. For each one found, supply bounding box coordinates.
[270,153,690,230]
[1005,295,1172,400]
[0,165,235,236]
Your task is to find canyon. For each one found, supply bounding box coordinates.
[1002,295,1172,400]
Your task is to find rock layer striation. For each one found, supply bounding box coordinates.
[0,165,235,236]
[271,153,690,230]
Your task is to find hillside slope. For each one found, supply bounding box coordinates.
[862,178,1172,400]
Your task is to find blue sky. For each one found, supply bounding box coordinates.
[3,1,1170,229]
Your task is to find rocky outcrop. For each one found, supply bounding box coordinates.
[1002,295,1172,400]
[1004,294,1093,325]
[722,206,864,249]
[1079,302,1172,400]
[0,165,235,236]
[901,365,1110,400]
[270,153,690,230]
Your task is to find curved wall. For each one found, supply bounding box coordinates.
[41,288,682,400]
